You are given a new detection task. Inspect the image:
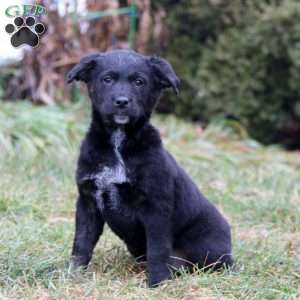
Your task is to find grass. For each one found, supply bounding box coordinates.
[0,101,300,299]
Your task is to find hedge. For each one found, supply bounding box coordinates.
[155,0,300,146]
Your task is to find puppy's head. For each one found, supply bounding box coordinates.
[67,50,179,128]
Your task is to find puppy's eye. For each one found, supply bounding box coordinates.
[134,78,144,87]
[102,76,114,84]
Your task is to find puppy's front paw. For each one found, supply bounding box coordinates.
[148,269,171,288]
[69,255,90,270]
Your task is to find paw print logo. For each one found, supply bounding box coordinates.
[5,16,46,48]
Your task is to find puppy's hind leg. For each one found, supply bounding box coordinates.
[178,218,233,272]
[184,235,233,272]
[168,248,193,272]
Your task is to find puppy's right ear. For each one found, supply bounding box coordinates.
[148,56,180,94]
[66,53,102,84]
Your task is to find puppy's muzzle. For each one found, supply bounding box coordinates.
[113,96,131,125]
[114,96,130,109]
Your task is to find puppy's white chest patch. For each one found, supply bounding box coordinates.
[94,129,128,210]
[96,164,126,186]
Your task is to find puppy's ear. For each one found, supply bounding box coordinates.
[66,53,102,84]
[148,56,180,94]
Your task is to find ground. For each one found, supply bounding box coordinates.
[0,102,299,299]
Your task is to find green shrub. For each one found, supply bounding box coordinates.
[155,0,300,145]
[196,1,300,144]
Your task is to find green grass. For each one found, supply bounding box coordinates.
[0,102,300,299]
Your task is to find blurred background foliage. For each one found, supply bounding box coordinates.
[156,0,300,148]
[1,0,300,148]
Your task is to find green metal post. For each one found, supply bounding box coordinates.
[128,1,137,48]
[70,3,138,49]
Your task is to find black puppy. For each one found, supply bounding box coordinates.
[67,49,232,287]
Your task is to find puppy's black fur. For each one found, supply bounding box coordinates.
[67,50,232,287]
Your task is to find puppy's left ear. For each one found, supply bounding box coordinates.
[148,56,180,94]
[66,53,102,84]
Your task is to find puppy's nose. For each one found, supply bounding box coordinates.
[114,96,129,108]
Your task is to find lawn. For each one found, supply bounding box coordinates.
[0,102,299,300]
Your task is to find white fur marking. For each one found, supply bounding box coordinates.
[117,53,138,66]
[89,129,127,211]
